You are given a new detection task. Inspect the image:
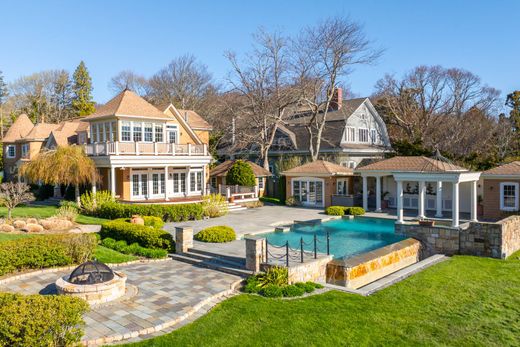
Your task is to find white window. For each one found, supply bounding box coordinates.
[21,144,29,157]
[166,125,178,144]
[96,123,101,143]
[500,182,519,211]
[144,123,153,142]
[344,126,355,142]
[190,171,203,192]
[348,161,356,169]
[370,129,377,143]
[133,122,142,142]
[358,128,369,143]
[104,123,110,142]
[258,177,264,189]
[121,122,131,141]
[155,124,164,142]
[6,145,16,158]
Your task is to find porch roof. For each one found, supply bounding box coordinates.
[355,156,468,174]
[481,161,520,178]
[282,160,353,177]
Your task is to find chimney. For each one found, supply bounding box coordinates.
[330,88,342,110]
[184,111,189,123]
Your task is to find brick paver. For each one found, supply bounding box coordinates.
[0,260,242,345]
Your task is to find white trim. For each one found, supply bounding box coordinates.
[499,182,519,211]
[290,177,325,207]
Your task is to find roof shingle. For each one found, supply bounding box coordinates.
[282,160,353,176]
[356,156,468,173]
[3,114,33,142]
[482,161,520,176]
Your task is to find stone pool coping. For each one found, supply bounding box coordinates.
[242,215,342,238]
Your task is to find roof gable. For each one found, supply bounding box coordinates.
[3,114,33,142]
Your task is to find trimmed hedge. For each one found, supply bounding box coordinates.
[143,216,165,229]
[325,206,366,216]
[96,202,203,222]
[100,218,174,250]
[194,226,236,243]
[101,238,168,258]
[0,293,88,346]
[0,234,97,276]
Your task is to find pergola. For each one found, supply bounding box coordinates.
[355,155,481,227]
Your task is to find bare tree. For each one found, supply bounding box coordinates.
[109,70,149,96]
[292,17,382,161]
[225,29,297,169]
[147,54,213,110]
[0,182,35,220]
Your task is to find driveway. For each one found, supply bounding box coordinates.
[165,205,332,238]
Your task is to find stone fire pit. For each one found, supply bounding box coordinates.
[55,260,127,305]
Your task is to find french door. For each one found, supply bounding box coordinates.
[172,172,187,196]
[132,173,149,199]
[292,178,324,207]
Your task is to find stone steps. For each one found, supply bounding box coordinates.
[169,251,251,277]
[226,202,247,212]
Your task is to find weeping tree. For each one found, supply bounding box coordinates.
[20,146,97,206]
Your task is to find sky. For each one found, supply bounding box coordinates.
[1,0,518,104]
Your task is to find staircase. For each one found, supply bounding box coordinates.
[169,248,252,277]
[226,202,247,212]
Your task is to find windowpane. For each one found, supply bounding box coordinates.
[190,172,196,192]
[293,180,300,199]
[180,173,186,192]
[144,123,153,142]
[132,174,139,196]
[173,173,179,193]
[503,184,517,208]
[344,127,355,142]
[141,174,148,196]
[358,128,369,143]
[111,122,117,141]
[122,122,131,141]
[196,172,202,191]
[104,122,110,142]
[153,174,159,194]
[316,182,323,203]
[133,123,143,142]
[160,174,165,194]
[155,124,163,142]
[370,129,377,143]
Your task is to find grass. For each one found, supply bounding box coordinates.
[94,245,137,263]
[128,255,520,347]
[0,205,108,225]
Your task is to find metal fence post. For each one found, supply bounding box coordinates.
[300,237,304,263]
[285,241,289,267]
[326,231,330,255]
[265,242,269,263]
[314,234,317,259]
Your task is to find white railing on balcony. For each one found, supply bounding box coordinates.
[84,141,208,156]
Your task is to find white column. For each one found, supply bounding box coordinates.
[92,170,97,195]
[397,180,404,223]
[164,166,169,201]
[110,167,116,198]
[202,165,207,196]
[186,168,191,196]
[147,168,152,199]
[452,181,460,227]
[375,176,382,212]
[362,176,368,211]
[418,181,426,219]
[470,180,478,222]
[435,181,443,217]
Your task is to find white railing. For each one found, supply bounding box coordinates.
[84,141,208,157]
[219,184,258,199]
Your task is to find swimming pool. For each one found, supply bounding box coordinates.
[261,217,406,259]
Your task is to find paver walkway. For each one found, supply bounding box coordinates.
[0,260,242,345]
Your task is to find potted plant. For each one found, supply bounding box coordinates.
[418,218,435,227]
[229,195,235,203]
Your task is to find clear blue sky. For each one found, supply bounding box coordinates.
[1,0,518,104]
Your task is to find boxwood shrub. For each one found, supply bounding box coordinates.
[0,293,89,346]
[96,201,203,222]
[100,219,174,250]
[101,238,168,259]
[346,206,365,216]
[325,206,345,216]
[194,226,236,243]
[0,234,97,276]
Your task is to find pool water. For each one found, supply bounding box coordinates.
[261,217,406,260]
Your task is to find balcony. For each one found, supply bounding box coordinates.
[85,141,208,157]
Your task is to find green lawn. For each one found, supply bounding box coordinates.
[129,254,520,347]
[0,205,108,225]
[94,245,137,263]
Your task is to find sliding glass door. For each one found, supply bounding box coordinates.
[292,178,324,207]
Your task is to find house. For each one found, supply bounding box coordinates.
[82,89,212,203]
[281,160,354,208]
[4,89,213,204]
[209,160,271,199]
[481,161,520,220]
[355,154,481,227]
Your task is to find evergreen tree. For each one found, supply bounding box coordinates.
[506,91,520,153]
[71,61,95,116]
[0,70,8,142]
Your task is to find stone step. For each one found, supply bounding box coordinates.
[169,253,251,277]
[181,251,246,268]
[188,248,246,266]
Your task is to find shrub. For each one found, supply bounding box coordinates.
[325,206,345,216]
[55,205,78,222]
[225,160,256,187]
[243,200,264,208]
[40,217,74,231]
[202,194,229,218]
[243,275,262,294]
[295,282,317,293]
[194,226,236,243]
[0,293,88,347]
[59,200,79,210]
[260,196,283,205]
[256,266,289,287]
[100,219,174,250]
[96,202,203,222]
[0,233,97,276]
[142,216,165,229]
[23,223,44,233]
[346,207,365,216]
[281,284,306,297]
[261,284,283,298]
[80,190,114,214]
[285,196,300,207]
[101,238,168,259]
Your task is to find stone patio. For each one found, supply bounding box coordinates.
[0,259,242,345]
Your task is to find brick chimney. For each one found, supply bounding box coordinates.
[330,88,342,110]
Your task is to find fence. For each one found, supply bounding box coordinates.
[265,231,330,267]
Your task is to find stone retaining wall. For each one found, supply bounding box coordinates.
[326,238,421,289]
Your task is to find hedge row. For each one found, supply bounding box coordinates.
[325,206,366,216]
[101,238,168,258]
[0,234,97,277]
[100,218,174,251]
[0,293,88,346]
[96,202,203,222]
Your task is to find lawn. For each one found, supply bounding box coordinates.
[129,254,520,346]
[0,205,108,225]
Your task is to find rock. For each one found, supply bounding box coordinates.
[0,224,15,233]
[40,218,73,231]
[13,220,26,229]
[24,223,44,233]
[26,218,38,225]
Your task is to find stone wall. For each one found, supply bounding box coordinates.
[396,215,520,259]
[287,256,332,283]
[326,238,421,289]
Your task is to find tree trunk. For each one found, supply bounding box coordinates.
[75,185,81,207]
[7,208,12,220]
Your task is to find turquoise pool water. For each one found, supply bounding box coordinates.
[261,217,406,260]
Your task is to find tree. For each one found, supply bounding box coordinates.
[506,91,520,152]
[292,17,382,161]
[225,160,256,187]
[51,70,73,122]
[147,54,213,110]
[0,70,8,139]
[0,182,35,220]
[20,146,97,206]
[109,70,149,96]
[71,61,95,116]
[225,29,297,169]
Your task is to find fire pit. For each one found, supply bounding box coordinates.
[55,260,127,305]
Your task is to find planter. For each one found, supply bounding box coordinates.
[419,220,435,227]
[229,196,235,203]
[130,215,144,225]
